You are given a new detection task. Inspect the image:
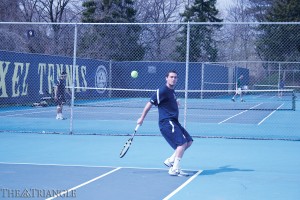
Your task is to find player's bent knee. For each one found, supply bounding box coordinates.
[178,142,187,149]
[187,141,193,148]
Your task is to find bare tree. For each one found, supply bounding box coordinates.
[0,0,22,21]
[0,1,28,52]
[34,0,81,55]
[18,0,84,22]
[17,0,85,55]
[18,0,39,22]
[218,0,257,61]
[217,0,263,82]
[135,0,184,61]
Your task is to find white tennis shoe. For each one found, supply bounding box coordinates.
[56,114,64,120]
[168,167,189,176]
[164,158,174,167]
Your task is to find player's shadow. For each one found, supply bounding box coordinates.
[201,165,254,176]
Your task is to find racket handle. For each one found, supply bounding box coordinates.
[135,124,140,131]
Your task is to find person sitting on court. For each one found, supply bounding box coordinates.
[54,71,68,120]
[137,70,193,176]
[232,75,245,102]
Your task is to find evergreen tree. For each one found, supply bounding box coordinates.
[80,0,145,61]
[256,0,300,61]
[247,0,273,22]
[175,0,223,62]
[266,0,300,22]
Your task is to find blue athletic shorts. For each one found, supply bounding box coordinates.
[159,119,193,150]
[56,96,65,106]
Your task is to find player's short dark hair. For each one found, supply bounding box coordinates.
[61,71,67,76]
[166,70,177,77]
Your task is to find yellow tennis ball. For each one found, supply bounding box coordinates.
[131,70,138,78]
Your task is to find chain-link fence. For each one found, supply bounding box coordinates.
[0,22,299,140]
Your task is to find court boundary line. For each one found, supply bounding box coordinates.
[258,103,283,125]
[0,162,205,175]
[0,162,203,199]
[163,169,203,200]
[46,167,122,200]
[218,110,248,124]
[0,162,180,171]
[0,162,119,169]
[218,103,264,124]
[0,132,299,141]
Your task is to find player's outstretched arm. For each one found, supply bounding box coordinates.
[137,102,152,125]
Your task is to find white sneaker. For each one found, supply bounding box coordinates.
[168,167,189,177]
[164,158,174,167]
[56,115,65,120]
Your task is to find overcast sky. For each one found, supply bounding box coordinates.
[216,0,235,19]
[217,0,234,8]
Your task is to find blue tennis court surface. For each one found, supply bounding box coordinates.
[0,163,200,199]
[0,94,300,199]
[0,133,300,200]
[0,98,300,140]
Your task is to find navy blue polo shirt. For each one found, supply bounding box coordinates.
[56,78,66,97]
[150,85,178,122]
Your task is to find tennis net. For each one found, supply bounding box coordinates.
[254,84,300,92]
[70,87,296,111]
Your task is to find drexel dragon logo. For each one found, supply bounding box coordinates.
[95,65,108,94]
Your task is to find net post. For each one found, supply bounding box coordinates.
[292,90,296,111]
[278,63,281,96]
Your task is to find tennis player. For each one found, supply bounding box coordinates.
[54,71,68,120]
[278,79,285,97]
[232,74,244,102]
[137,70,193,176]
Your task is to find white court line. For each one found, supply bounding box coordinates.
[1,110,53,117]
[0,107,49,113]
[46,167,121,200]
[258,103,283,125]
[0,162,202,199]
[0,162,119,168]
[218,110,248,124]
[0,162,170,171]
[218,103,263,124]
[163,170,203,200]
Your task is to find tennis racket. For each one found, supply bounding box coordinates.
[119,124,140,158]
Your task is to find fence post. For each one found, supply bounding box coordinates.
[184,22,190,128]
[70,23,78,135]
[201,62,205,99]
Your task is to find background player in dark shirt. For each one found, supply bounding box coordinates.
[279,79,285,97]
[54,71,68,120]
